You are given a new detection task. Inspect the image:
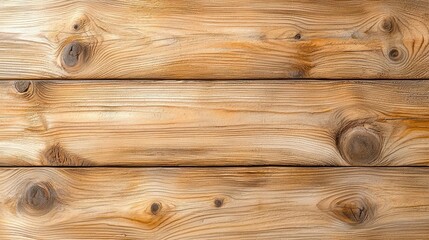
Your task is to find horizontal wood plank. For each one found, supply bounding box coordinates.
[1,80,428,166]
[1,0,429,79]
[1,167,429,239]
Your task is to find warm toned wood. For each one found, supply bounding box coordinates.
[1,167,429,239]
[1,0,429,79]
[1,80,428,166]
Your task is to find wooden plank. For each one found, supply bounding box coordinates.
[1,0,429,79]
[1,80,428,166]
[1,167,429,239]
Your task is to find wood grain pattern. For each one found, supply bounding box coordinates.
[1,167,429,239]
[1,0,429,79]
[1,80,428,166]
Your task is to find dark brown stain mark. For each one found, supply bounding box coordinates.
[42,143,91,166]
[14,81,31,93]
[318,193,375,226]
[150,202,161,215]
[337,123,382,165]
[19,182,57,216]
[61,41,87,68]
[214,198,224,208]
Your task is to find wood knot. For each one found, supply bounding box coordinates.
[387,47,406,63]
[294,33,301,40]
[19,182,57,216]
[71,15,89,32]
[337,124,382,165]
[42,143,90,166]
[335,199,369,225]
[150,202,162,215]
[214,198,224,208]
[290,68,307,78]
[61,41,88,69]
[73,24,80,31]
[380,17,394,33]
[14,81,31,93]
[318,193,375,226]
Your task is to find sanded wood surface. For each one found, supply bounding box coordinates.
[1,0,429,79]
[1,80,428,166]
[1,167,429,239]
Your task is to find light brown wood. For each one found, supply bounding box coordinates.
[1,80,428,166]
[1,0,429,79]
[1,167,429,239]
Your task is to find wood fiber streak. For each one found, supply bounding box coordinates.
[1,0,429,79]
[1,168,429,239]
[1,80,428,166]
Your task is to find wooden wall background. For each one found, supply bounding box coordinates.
[0,0,428,239]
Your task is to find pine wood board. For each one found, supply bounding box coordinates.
[1,80,428,166]
[1,167,429,239]
[1,0,429,79]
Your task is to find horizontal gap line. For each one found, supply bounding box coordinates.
[3,78,429,81]
[0,165,429,169]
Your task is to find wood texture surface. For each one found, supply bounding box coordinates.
[1,0,429,79]
[1,167,429,239]
[1,80,428,166]
[2,1,429,239]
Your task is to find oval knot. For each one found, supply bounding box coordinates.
[61,41,88,70]
[19,182,57,216]
[337,124,382,165]
[318,193,376,226]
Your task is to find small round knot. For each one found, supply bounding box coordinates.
[150,202,161,215]
[387,47,407,64]
[337,125,382,165]
[380,17,394,33]
[20,182,57,216]
[214,198,224,208]
[389,48,399,60]
[70,15,88,32]
[294,33,301,40]
[61,41,87,69]
[14,81,31,93]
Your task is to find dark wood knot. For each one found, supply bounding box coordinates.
[71,15,89,31]
[61,41,88,69]
[214,198,224,208]
[331,196,373,225]
[335,199,368,225]
[294,33,302,40]
[380,17,394,33]
[318,193,375,226]
[20,182,57,216]
[389,48,399,60]
[14,81,31,93]
[337,124,382,165]
[388,47,406,63]
[151,202,161,215]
